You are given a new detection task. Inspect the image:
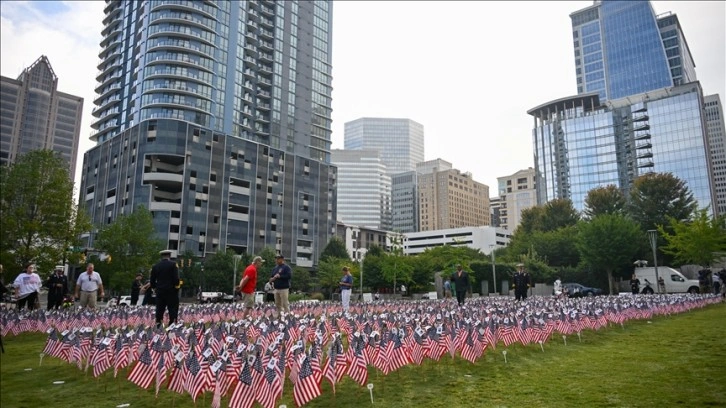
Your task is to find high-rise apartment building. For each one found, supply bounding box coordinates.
[331,149,391,230]
[496,168,536,231]
[80,0,336,266]
[570,1,695,102]
[529,83,714,214]
[417,159,490,231]
[704,94,726,215]
[1,55,83,179]
[344,118,424,176]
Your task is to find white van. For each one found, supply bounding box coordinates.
[634,266,700,294]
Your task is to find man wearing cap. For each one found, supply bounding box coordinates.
[339,266,353,312]
[130,272,144,306]
[150,249,180,327]
[45,267,68,310]
[450,264,470,306]
[513,263,531,301]
[239,256,264,318]
[269,254,292,314]
[74,263,105,309]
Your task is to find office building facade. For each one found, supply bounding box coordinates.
[704,94,726,215]
[391,170,419,233]
[496,167,536,231]
[529,82,714,214]
[344,117,424,176]
[403,226,511,256]
[331,149,391,230]
[81,0,335,266]
[1,55,83,179]
[570,1,695,102]
[417,159,490,231]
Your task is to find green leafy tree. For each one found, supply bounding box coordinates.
[381,253,414,293]
[200,250,237,292]
[94,206,163,292]
[529,226,581,267]
[0,150,91,274]
[290,266,313,294]
[658,209,726,267]
[628,172,698,233]
[542,198,581,232]
[518,206,547,234]
[577,214,642,294]
[316,257,350,298]
[583,185,627,219]
[320,237,350,261]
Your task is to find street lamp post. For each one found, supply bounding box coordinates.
[490,244,497,295]
[647,230,661,294]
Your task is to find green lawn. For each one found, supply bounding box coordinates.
[1,302,725,408]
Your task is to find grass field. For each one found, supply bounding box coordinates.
[1,302,725,408]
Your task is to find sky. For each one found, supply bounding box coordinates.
[1,1,724,195]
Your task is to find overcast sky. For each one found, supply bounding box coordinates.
[2,1,724,194]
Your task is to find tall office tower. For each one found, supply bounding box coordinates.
[704,94,726,215]
[496,168,536,231]
[1,55,83,179]
[529,83,714,214]
[391,171,418,233]
[81,0,336,266]
[489,196,502,228]
[344,118,424,176]
[331,149,391,230]
[416,159,490,231]
[570,1,695,102]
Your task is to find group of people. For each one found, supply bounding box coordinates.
[236,254,293,318]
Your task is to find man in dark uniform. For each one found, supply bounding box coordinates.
[513,263,531,301]
[130,272,143,306]
[150,249,180,328]
[450,264,470,306]
[45,267,68,310]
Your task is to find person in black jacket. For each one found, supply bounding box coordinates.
[513,263,531,301]
[130,272,143,306]
[45,267,69,310]
[450,264,470,306]
[269,254,292,314]
[150,250,180,328]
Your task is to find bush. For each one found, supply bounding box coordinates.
[288,293,305,302]
[309,292,324,301]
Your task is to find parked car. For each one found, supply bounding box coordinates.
[198,291,234,304]
[562,283,604,297]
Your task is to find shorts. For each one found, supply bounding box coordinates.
[241,292,255,308]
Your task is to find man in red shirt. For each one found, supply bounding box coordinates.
[238,256,264,318]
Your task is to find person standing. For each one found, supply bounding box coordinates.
[712,270,721,295]
[339,266,353,312]
[450,264,470,306]
[513,263,531,301]
[629,273,641,295]
[45,267,69,310]
[150,250,180,328]
[130,272,143,306]
[238,256,264,318]
[14,263,42,310]
[74,263,105,309]
[264,281,274,302]
[443,279,452,299]
[269,254,292,314]
[554,277,563,299]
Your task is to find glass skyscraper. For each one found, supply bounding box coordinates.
[81,0,336,266]
[529,83,714,213]
[344,118,425,176]
[571,1,696,102]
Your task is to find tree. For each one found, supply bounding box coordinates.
[316,257,349,298]
[628,172,697,233]
[94,205,163,292]
[199,249,237,292]
[529,225,581,267]
[658,209,726,267]
[583,185,626,219]
[0,150,91,274]
[320,237,350,261]
[542,198,580,232]
[577,214,642,294]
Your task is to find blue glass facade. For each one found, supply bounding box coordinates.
[529,83,714,214]
[571,1,682,102]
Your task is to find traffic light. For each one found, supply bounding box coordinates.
[187,258,192,267]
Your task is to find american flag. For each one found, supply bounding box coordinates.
[229,359,256,408]
[128,345,155,389]
[91,341,111,378]
[184,351,205,402]
[460,329,479,364]
[42,329,61,358]
[293,355,322,407]
[346,337,368,387]
[211,359,224,408]
[257,357,281,408]
[167,358,187,394]
[155,353,166,397]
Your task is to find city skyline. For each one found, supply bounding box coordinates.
[1,1,724,196]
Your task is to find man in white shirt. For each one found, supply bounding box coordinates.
[14,263,42,310]
[74,263,105,309]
